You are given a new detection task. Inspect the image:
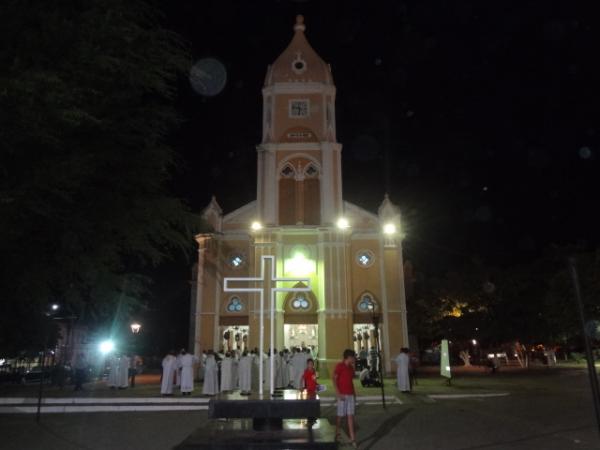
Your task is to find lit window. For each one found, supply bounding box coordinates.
[228,253,245,269]
[291,295,310,310]
[227,297,243,312]
[358,295,376,312]
[356,250,375,268]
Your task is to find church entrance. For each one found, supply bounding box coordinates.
[219,325,249,353]
[353,324,380,370]
[284,324,318,351]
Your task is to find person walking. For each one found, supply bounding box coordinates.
[333,349,357,448]
[394,347,411,393]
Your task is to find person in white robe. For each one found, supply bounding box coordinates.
[161,351,177,395]
[117,354,130,389]
[179,349,199,395]
[251,352,264,392]
[220,353,235,392]
[291,349,305,389]
[175,350,183,387]
[107,355,119,389]
[238,352,252,394]
[275,351,285,388]
[394,348,411,392]
[202,351,219,395]
[231,354,239,390]
[282,350,290,387]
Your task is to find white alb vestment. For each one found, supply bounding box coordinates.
[394,352,411,391]
[275,353,285,388]
[220,357,235,391]
[160,354,177,395]
[175,354,182,387]
[238,355,252,392]
[107,355,119,387]
[179,353,199,393]
[202,355,219,395]
[117,355,130,388]
[291,352,306,389]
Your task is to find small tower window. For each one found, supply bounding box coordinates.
[227,296,244,312]
[289,99,309,118]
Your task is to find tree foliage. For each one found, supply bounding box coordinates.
[0,0,199,354]
[407,247,600,348]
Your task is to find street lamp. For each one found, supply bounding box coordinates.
[367,303,386,409]
[37,303,61,422]
[129,323,142,387]
[99,340,115,355]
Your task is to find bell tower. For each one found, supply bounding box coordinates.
[256,15,343,227]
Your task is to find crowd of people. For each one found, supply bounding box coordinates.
[159,346,318,396]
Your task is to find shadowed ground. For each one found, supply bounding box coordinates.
[0,367,599,449]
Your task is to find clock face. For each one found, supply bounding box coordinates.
[290,99,309,117]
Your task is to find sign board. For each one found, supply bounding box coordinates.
[441,339,451,379]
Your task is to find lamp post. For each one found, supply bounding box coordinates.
[36,303,61,422]
[368,303,386,409]
[129,322,141,387]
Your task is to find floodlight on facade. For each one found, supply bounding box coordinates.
[383,223,396,235]
[336,217,350,229]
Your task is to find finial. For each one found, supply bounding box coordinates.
[294,15,306,32]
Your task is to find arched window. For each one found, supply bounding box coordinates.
[357,294,377,312]
[226,296,244,313]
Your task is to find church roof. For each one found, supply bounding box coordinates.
[264,15,333,86]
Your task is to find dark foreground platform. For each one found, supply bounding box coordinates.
[209,390,321,431]
[174,418,337,450]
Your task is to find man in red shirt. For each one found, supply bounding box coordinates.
[333,349,357,448]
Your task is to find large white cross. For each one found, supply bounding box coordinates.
[224,255,311,395]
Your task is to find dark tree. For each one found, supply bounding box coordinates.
[0,0,199,354]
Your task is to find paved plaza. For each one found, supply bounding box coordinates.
[1,368,598,450]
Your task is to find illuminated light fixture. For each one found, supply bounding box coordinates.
[51,303,60,311]
[251,221,262,231]
[471,339,477,346]
[383,223,396,235]
[99,340,115,355]
[130,323,142,334]
[336,217,350,229]
[285,252,315,277]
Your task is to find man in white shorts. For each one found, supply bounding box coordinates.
[333,349,357,448]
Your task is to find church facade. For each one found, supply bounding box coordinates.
[190,16,408,374]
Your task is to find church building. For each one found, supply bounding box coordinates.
[190,16,408,374]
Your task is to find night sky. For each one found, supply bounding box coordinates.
[149,0,599,344]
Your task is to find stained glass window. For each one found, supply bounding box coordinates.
[227,297,243,312]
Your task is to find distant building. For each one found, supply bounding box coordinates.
[190,16,408,374]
